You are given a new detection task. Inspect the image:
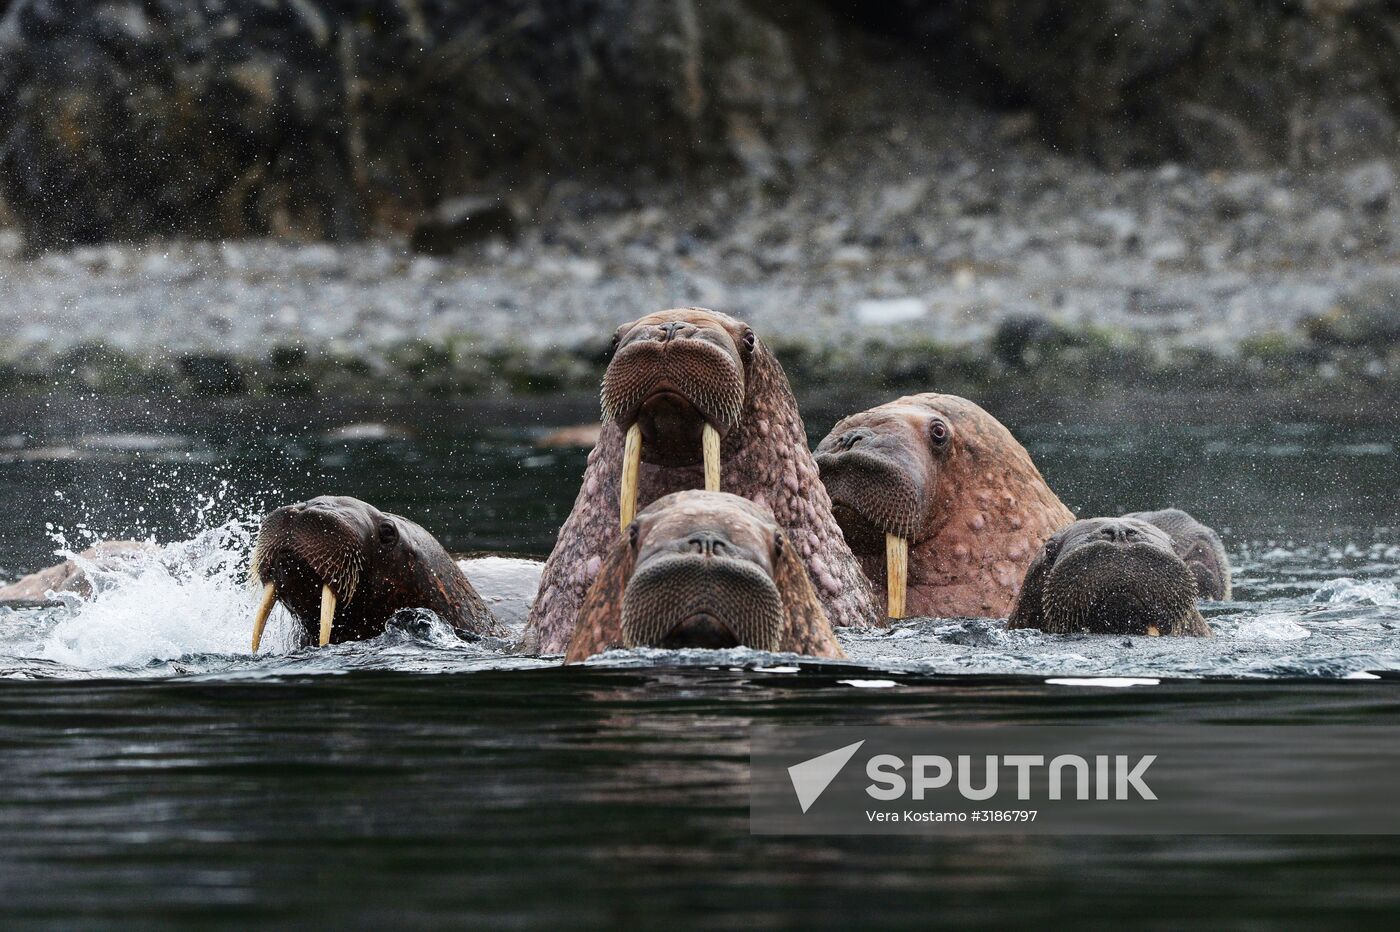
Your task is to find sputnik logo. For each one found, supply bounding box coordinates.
[787,740,865,813]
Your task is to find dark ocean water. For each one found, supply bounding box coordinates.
[1,398,1398,925]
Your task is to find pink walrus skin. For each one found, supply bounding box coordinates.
[815,393,1074,619]
[524,307,877,654]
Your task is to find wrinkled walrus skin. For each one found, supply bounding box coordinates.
[525,308,876,654]
[815,393,1074,618]
[564,491,844,662]
[1007,513,1225,637]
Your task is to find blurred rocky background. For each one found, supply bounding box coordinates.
[1,0,1398,411]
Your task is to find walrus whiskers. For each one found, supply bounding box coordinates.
[319,584,336,646]
[885,533,908,618]
[620,423,642,531]
[702,423,721,492]
[251,581,277,653]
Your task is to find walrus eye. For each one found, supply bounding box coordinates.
[740,329,756,355]
[773,531,785,559]
[929,421,949,445]
[627,522,639,550]
[377,520,399,545]
[609,332,622,356]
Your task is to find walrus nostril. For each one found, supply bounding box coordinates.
[658,322,684,342]
[685,533,729,556]
[836,428,872,452]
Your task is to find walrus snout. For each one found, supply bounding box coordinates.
[657,614,741,650]
[602,340,744,448]
[1091,522,1148,544]
[601,309,748,452]
[250,496,379,648]
[620,553,785,652]
[1011,517,1212,637]
[815,416,934,620]
[604,309,753,527]
[563,490,847,662]
[619,494,787,652]
[816,448,927,547]
[815,410,939,548]
[253,499,370,603]
[1043,542,1199,636]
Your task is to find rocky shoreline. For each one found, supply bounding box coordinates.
[2,83,1399,417]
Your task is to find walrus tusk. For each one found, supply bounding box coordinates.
[702,423,721,492]
[620,423,642,531]
[319,584,336,647]
[251,582,277,653]
[885,533,908,619]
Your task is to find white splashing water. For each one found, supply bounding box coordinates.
[1226,613,1312,641]
[1310,577,1400,608]
[26,519,302,670]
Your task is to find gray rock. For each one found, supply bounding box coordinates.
[1302,209,1346,246]
[1341,161,1395,213]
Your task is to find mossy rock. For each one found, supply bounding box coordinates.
[1304,301,1400,349]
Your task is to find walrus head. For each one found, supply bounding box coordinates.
[601,308,755,525]
[249,495,495,648]
[815,393,1073,619]
[525,308,878,656]
[1007,517,1212,637]
[564,491,844,662]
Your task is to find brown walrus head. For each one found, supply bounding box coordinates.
[565,491,844,662]
[1007,517,1212,637]
[601,307,752,468]
[525,308,877,656]
[814,393,1073,619]
[249,495,497,648]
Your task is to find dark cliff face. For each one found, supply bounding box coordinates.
[2,0,1399,249]
[0,0,818,248]
[837,0,1400,169]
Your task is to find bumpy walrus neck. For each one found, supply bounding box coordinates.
[526,340,877,654]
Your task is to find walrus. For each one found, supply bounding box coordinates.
[1006,510,1231,636]
[0,505,539,642]
[1123,508,1232,601]
[0,541,154,607]
[250,495,505,647]
[814,393,1074,620]
[526,307,876,653]
[564,491,844,662]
